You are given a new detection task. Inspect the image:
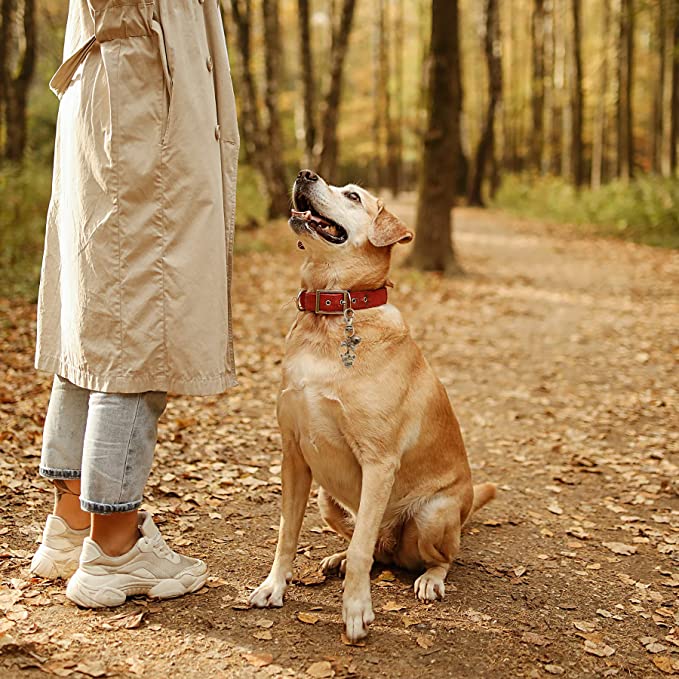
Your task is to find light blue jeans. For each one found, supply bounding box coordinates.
[39,375,167,514]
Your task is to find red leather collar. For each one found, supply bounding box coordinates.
[296,288,388,314]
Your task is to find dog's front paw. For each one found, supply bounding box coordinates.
[320,550,347,576]
[249,576,288,608]
[413,571,445,602]
[342,595,375,642]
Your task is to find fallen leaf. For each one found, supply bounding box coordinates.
[255,618,274,628]
[602,542,637,556]
[382,601,406,612]
[652,656,676,674]
[306,660,335,678]
[243,653,273,668]
[205,577,228,588]
[340,632,366,647]
[295,567,327,586]
[416,634,434,649]
[402,614,418,628]
[646,643,668,654]
[544,665,565,675]
[297,612,320,625]
[584,640,616,657]
[253,630,273,640]
[573,621,597,633]
[5,606,28,622]
[547,503,563,515]
[73,661,108,677]
[521,632,550,647]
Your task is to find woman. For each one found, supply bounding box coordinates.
[29,0,239,608]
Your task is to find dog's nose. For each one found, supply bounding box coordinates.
[298,169,319,182]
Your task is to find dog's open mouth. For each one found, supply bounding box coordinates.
[291,196,348,244]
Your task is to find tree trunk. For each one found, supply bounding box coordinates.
[672,2,679,173]
[661,0,678,176]
[652,0,666,174]
[542,0,556,174]
[559,0,572,181]
[591,0,611,189]
[387,0,403,197]
[230,0,288,217]
[530,0,545,173]
[261,0,290,217]
[468,0,502,208]
[0,0,11,157]
[372,0,386,188]
[450,0,467,196]
[2,0,36,162]
[316,0,357,179]
[617,0,634,182]
[408,0,461,275]
[297,0,316,168]
[229,0,264,166]
[570,0,584,186]
[416,0,429,140]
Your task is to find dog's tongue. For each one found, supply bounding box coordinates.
[291,209,332,227]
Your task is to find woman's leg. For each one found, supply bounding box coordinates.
[79,390,167,555]
[68,390,208,607]
[39,375,91,529]
[31,376,91,579]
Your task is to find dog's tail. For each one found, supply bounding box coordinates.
[469,482,496,517]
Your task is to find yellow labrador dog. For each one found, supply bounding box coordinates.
[249,170,495,642]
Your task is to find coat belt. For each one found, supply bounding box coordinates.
[49,35,97,99]
[49,0,173,102]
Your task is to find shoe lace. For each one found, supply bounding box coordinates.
[148,532,174,560]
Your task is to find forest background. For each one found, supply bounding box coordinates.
[1,0,678,296]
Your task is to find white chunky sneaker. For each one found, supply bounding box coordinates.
[66,510,207,608]
[29,515,89,580]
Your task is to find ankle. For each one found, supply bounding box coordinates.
[94,528,141,557]
[91,510,142,557]
[52,480,90,530]
[54,502,90,531]
[57,513,91,531]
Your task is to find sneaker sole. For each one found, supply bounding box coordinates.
[30,546,81,580]
[65,564,208,608]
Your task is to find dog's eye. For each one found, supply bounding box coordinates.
[344,191,361,204]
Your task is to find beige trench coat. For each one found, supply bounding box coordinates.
[35,0,240,395]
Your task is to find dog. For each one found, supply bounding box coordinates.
[249,170,496,642]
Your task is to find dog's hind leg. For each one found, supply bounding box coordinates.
[395,495,462,602]
[318,487,353,575]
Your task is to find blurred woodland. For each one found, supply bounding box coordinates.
[1,0,679,293]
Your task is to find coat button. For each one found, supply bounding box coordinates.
[206,55,214,72]
[214,124,221,141]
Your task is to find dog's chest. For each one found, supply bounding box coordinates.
[279,350,362,503]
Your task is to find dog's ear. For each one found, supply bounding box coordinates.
[368,201,414,248]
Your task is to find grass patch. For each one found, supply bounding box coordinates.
[493,174,679,249]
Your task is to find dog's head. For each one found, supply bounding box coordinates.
[289,170,413,289]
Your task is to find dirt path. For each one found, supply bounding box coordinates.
[1,203,678,678]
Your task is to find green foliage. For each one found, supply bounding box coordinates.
[235,163,269,229]
[493,174,679,249]
[0,158,52,299]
